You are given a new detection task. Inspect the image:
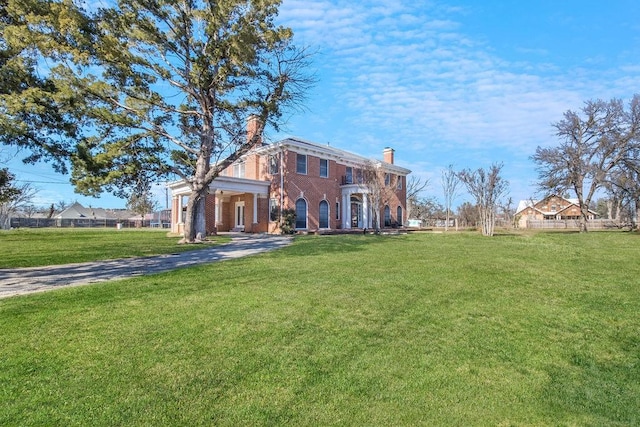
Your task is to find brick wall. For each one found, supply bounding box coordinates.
[282,150,342,230]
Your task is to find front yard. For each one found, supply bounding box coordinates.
[1,231,638,425]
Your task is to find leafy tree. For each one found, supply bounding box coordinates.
[0,168,21,204]
[279,208,296,235]
[126,192,159,225]
[441,164,460,232]
[0,0,88,173]
[458,163,509,237]
[532,96,640,232]
[45,203,57,219]
[1,0,312,243]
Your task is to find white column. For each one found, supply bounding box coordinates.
[212,190,218,224]
[217,197,223,223]
[363,195,369,229]
[343,193,350,229]
[253,193,258,223]
[177,195,183,223]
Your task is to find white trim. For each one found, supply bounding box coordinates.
[320,158,329,178]
[295,197,308,230]
[255,138,411,175]
[296,153,308,175]
[319,199,330,229]
[235,201,245,230]
[168,176,269,196]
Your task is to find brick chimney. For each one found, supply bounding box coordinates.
[246,115,264,146]
[383,147,394,164]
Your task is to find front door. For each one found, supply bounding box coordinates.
[351,202,362,228]
[235,201,245,230]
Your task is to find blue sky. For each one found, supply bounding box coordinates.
[7,0,640,209]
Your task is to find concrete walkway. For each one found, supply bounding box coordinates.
[0,234,292,299]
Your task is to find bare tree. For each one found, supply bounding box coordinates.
[406,176,429,220]
[55,200,69,213]
[441,164,460,231]
[497,197,515,228]
[457,202,479,228]
[606,161,640,229]
[0,178,36,229]
[361,161,398,232]
[532,96,640,232]
[458,163,509,236]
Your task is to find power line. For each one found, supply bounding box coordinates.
[15,179,70,184]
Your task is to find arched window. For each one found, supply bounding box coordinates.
[295,198,307,229]
[384,205,391,227]
[396,206,403,226]
[319,200,329,229]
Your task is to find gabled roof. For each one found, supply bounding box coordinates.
[56,202,133,220]
[515,194,595,216]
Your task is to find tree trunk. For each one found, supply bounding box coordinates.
[182,187,208,243]
[579,205,589,232]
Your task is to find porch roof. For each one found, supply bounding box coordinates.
[168,176,270,196]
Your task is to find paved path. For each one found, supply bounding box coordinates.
[0,234,292,299]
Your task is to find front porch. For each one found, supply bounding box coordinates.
[340,185,374,230]
[169,176,271,235]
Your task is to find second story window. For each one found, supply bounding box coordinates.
[384,173,391,186]
[345,167,353,184]
[269,154,279,175]
[320,158,328,178]
[296,153,307,174]
[396,175,402,190]
[233,161,245,178]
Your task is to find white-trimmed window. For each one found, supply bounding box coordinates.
[384,173,391,186]
[345,167,353,184]
[296,154,307,174]
[319,200,329,228]
[295,198,307,229]
[232,161,245,178]
[269,198,279,221]
[396,206,403,226]
[384,205,391,227]
[269,155,279,175]
[336,202,340,220]
[320,158,329,178]
[396,175,402,190]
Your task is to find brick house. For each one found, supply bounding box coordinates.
[515,194,597,228]
[168,126,411,235]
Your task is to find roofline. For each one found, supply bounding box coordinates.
[256,137,411,175]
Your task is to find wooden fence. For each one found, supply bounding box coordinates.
[525,219,622,230]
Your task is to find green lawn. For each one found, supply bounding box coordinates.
[1,231,638,426]
[0,228,227,267]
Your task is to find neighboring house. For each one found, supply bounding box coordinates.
[56,203,134,222]
[168,122,411,235]
[515,194,597,228]
[57,202,113,220]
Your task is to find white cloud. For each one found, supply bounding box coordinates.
[277,0,640,202]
